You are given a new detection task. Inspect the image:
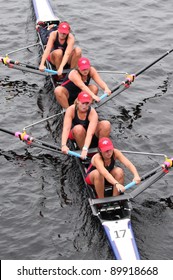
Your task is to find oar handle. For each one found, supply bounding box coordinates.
[44,68,57,75]
[125,181,136,190]
[67,150,81,158]
[124,171,158,191]
[43,68,70,76]
[99,92,108,100]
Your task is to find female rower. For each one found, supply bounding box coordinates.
[54,57,112,108]
[39,21,81,76]
[85,137,141,198]
[61,92,111,159]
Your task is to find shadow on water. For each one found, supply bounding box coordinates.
[131,195,173,260]
[160,196,173,209]
[68,180,115,260]
[110,73,171,132]
[0,76,38,100]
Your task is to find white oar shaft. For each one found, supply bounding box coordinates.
[23,110,65,130]
[6,43,41,56]
[120,150,167,158]
[75,147,167,158]
[26,141,81,158]
[97,70,128,74]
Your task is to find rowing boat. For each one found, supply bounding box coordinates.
[31,0,173,260]
[32,0,140,259]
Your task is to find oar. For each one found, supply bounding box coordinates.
[31,138,82,158]
[124,165,164,190]
[0,127,33,140]
[119,150,167,158]
[118,157,173,191]
[128,156,173,198]
[4,63,48,76]
[28,141,82,158]
[0,57,47,76]
[23,109,66,131]
[0,127,82,159]
[75,147,167,159]
[5,43,41,56]
[0,57,42,70]
[90,158,173,205]
[97,70,128,74]
[0,56,127,76]
[97,48,173,108]
[0,56,70,76]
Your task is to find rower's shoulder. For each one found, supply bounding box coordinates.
[89,66,98,76]
[114,148,120,154]
[114,148,124,158]
[90,106,98,115]
[66,104,75,113]
[68,68,79,78]
[49,30,57,38]
[91,152,99,164]
[68,32,75,39]
[92,152,101,161]
[66,33,75,44]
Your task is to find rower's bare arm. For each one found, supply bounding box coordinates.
[83,109,98,148]
[39,32,55,69]
[115,149,141,184]
[60,34,75,69]
[90,67,111,95]
[69,71,100,102]
[93,155,119,185]
[61,107,73,151]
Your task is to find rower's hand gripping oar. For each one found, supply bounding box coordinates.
[91,158,173,206]
[0,56,126,76]
[125,157,173,192]
[0,127,81,159]
[99,74,134,100]
[97,48,173,108]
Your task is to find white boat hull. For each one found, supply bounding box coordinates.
[103,218,140,260]
[32,0,59,23]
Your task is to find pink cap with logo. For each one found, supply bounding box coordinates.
[78,57,91,71]
[58,22,70,34]
[78,91,91,103]
[98,137,114,152]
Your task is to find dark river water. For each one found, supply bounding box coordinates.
[0,0,173,260]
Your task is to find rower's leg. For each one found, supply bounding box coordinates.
[89,170,105,199]
[95,120,111,139]
[110,167,124,196]
[54,86,69,108]
[69,47,82,68]
[50,49,63,69]
[88,84,98,96]
[72,125,86,149]
[111,167,124,184]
